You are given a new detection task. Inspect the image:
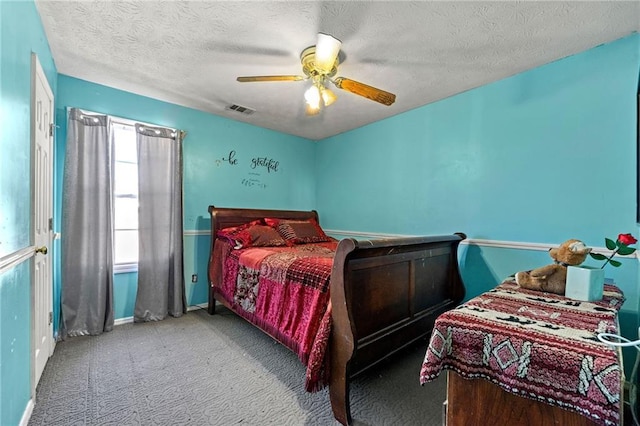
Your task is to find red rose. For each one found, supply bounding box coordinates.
[618,233,637,246]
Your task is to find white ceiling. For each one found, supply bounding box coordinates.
[35,1,639,140]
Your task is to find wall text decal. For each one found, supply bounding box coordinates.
[222,150,238,165]
[215,150,281,190]
[242,172,267,189]
[250,156,279,173]
[216,150,238,167]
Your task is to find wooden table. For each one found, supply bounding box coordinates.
[446,371,602,425]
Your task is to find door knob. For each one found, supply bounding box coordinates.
[35,246,48,255]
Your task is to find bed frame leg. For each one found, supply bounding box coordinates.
[208,287,216,315]
[330,377,352,426]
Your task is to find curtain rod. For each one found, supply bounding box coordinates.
[66,107,187,139]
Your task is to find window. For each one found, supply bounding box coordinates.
[112,122,138,272]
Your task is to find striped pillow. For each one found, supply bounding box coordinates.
[265,218,333,245]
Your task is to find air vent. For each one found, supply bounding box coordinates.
[226,104,255,115]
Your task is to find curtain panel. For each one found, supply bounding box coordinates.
[134,124,186,321]
[61,108,114,337]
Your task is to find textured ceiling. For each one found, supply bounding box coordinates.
[35,1,639,140]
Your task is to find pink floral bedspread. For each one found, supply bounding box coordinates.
[420,280,625,426]
[211,239,338,391]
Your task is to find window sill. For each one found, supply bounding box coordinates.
[114,263,138,274]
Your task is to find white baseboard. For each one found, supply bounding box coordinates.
[19,398,34,426]
[114,316,134,326]
[114,303,208,326]
[188,303,208,311]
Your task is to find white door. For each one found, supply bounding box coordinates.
[31,53,54,391]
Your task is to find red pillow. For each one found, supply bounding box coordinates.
[264,217,333,245]
[217,220,262,248]
[234,225,287,248]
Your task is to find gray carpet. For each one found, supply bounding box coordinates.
[28,306,447,426]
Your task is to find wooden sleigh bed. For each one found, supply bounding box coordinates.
[207,205,466,425]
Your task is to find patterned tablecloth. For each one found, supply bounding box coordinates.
[420,280,625,426]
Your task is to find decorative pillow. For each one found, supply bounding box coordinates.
[264,217,333,245]
[234,225,287,248]
[217,220,262,248]
[263,217,282,228]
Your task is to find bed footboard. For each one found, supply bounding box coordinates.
[329,233,466,425]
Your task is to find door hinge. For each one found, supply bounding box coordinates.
[48,312,53,325]
[49,123,55,137]
[49,218,53,232]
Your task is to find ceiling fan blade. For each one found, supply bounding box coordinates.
[315,33,342,73]
[237,75,304,82]
[333,77,396,106]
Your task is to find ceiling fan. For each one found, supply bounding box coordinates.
[236,33,396,115]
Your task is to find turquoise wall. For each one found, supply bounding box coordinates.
[0,1,57,425]
[317,34,640,370]
[317,34,639,302]
[317,35,638,244]
[54,75,316,320]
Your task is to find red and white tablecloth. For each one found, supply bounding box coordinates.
[420,280,625,426]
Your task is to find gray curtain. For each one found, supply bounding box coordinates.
[61,108,114,337]
[134,124,186,321]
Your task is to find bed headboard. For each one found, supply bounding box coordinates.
[206,205,321,314]
[208,205,320,241]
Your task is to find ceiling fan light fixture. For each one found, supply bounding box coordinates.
[315,33,342,73]
[321,86,337,107]
[305,103,321,116]
[304,84,321,109]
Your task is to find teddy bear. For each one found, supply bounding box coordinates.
[515,239,591,295]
